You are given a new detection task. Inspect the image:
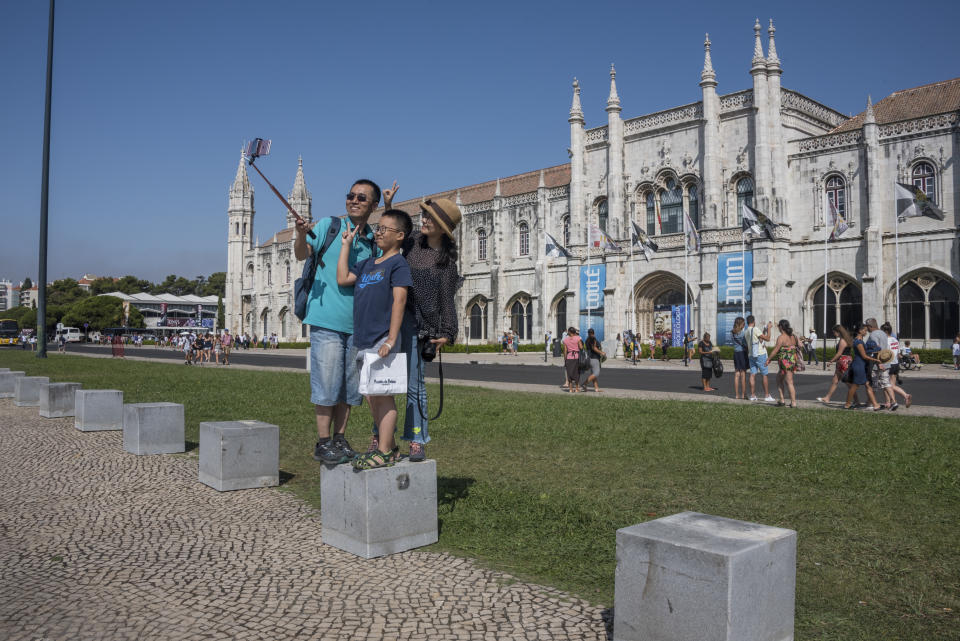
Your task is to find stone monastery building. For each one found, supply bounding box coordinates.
[226,20,959,347]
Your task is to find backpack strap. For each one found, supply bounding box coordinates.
[315,216,344,269]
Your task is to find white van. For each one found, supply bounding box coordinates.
[55,327,83,343]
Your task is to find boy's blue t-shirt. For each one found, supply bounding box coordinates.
[349,253,413,349]
[302,216,377,334]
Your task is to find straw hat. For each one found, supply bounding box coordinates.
[419,198,462,239]
[878,348,894,363]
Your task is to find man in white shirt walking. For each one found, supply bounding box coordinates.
[806,328,818,365]
[746,315,776,402]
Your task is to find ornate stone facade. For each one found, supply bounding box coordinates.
[227,21,959,347]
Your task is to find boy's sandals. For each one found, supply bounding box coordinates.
[351,447,399,470]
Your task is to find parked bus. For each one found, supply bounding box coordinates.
[0,319,19,346]
[55,327,83,343]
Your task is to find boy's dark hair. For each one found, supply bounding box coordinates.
[381,209,412,239]
[352,179,381,205]
[746,315,756,325]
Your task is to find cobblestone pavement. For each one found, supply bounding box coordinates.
[0,400,610,641]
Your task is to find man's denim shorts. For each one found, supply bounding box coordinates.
[749,354,769,375]
[310,326,361,407]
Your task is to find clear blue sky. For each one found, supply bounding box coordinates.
[2,0,958,284]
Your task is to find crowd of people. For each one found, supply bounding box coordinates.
[687,314,929,410]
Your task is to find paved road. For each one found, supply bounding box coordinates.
[59,344,959,408]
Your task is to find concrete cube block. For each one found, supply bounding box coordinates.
[14,376,49,407]
[198,420,279,491]
[39,382,82,418]
[123,403,184,455]
[75,389,124,431]
[0,371,26,398]
[320,459,438,558]
[615,512,796,641]
[0,367,10,371]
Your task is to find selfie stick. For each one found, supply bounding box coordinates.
[244,138,315,239]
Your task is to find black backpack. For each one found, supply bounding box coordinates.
[294,216,345,321]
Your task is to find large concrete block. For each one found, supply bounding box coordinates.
[39,382,82,418]
[320,459,438,558]
[0,367,10,371]
[123,403,184,455]
[615,512,796,641]
[75,389,124,431]
[198,420,279,491]
[0,371,26,398]
[14,376,49,407]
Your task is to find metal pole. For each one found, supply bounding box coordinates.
[36,0,55,359]
[543,256,548,363]
[741,234,746,318]
[824,192,829,370]
[895,212,900,334]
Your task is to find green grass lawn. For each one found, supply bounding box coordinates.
[2,350,958,640]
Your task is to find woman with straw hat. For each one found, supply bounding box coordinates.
[368,183,462,462]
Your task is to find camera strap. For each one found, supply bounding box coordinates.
[415,348,443,422]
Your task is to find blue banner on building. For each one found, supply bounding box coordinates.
[579,264,605,342]
[670,305,689,346]
[716,251,753,346]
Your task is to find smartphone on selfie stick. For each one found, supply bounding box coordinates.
[244,138,315,239]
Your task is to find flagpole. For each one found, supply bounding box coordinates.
[684,209,688,346]
[895,211,900,333]
[823,192,829,371]
[629,225,636,338]
[543,250,548,363]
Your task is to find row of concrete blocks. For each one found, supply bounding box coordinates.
[2,368,796,640]
[1,369,439,563]
[1,371,278,492]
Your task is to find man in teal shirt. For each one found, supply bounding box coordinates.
[294,179,380,464]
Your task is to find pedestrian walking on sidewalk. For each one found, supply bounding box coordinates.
[698,332,717,392]
[731,317,749,399]
[584,328,605,393]
[772,319,801,408]
[561,327,584,393]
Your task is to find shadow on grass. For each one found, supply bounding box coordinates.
[279,470,296,486]
[437,476,475,538]
[602,608,614,640]
[184,440,199,453]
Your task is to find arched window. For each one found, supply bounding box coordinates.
[301,323,308,338]
[242,222,247,236]
[518,222,529,256]
[912,162,936,201]
[898,276,959,341]
[469,301,487,340]
[285,261,291,284]
[646,193,656,235]
[929,280,959,339]
[812,281,863,335]
[899,281,925,339]
[660,180,683,234]
[267,265,272,286]
[477,228,487,261]
[235,222,239,235]
[261,310,269,337]
[687,186,700,230]
[244,263,254,289]
[597,199,609,233]
[736,177,755,224]
[510,299,531,340]
[555,297,567,338]
[562,215,571,247]
[825,175,846,218]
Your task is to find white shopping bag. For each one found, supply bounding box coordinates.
[358,349,407,395]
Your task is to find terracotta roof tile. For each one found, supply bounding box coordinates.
[382,163,571,216]
[260,227,296,247]
[831,77,960,133]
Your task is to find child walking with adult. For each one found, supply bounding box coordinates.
[337,209,414,469]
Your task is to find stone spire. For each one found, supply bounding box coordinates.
[231,148,251,195]
[286,155,312,228]
[569,78,584,123]
[752,18,765,67]
[455,189,462,206]
[494,177,501,197]
[538,169,546,189]
[606,64,621,113]
[700,33,716,85]
[766,19,779,66]
[863,95,876,125]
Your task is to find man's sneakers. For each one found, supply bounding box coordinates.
[409,442,425,463]
[763,395,776,403]
[749,395,758,402]
[312,435,358,465]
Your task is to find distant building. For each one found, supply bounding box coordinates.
[227,20,959,347]
[0,281,19,312]
[99,292,219,334]
[18,286,38,309]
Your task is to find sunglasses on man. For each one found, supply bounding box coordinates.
[345,192,369,203]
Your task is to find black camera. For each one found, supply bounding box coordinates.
[419,330,438,362]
